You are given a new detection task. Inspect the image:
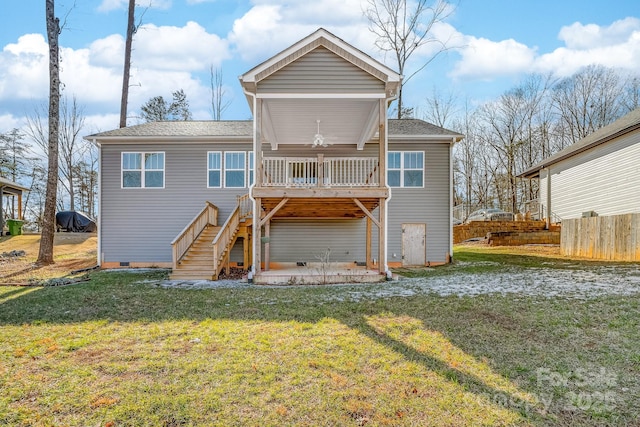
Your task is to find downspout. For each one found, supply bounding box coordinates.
[91,138,103,267]
[383,89,398,279]
[449,137,456,262]
[243,87,258,281]
[545,166,552,230]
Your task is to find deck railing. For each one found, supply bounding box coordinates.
[171,201,218,269]
[261,156,379,187]
[212,204,241,279]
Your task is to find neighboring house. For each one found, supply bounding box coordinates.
[519,108,640,224]
[0,176,28,233]
[87,28,463,283]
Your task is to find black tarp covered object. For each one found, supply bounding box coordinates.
[55,211,97,232]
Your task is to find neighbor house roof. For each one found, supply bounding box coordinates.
[519,108,640,178]
[0,176,29,194]
[87,119,463,143]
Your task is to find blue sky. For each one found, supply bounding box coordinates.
[1,0,639,134]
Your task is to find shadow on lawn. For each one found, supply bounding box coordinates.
[0,271,550,423]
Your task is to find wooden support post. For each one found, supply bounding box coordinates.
[366,216,372,269]
[17,193,23,220]
[378,197,386,274]
[243,231,250,271]
[264,220,271,271]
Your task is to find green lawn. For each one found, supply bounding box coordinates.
[1,248,638,426]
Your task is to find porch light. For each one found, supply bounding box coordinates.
[312,119,327,147]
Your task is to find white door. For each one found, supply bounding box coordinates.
[402,223,426,266]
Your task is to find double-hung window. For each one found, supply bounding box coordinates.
[387,151,424,188]
[248,152,254,186]
[225,152,246,188]
[122,152,164,188]
[207,152,222,188]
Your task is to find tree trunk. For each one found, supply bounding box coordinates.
[119,0,135,128]
[38,0,60,265]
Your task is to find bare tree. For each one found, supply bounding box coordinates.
[478,76,547,213]
[0,130,32,218]
[119,0,136,128]
[210,66,231,121]
[25,96,88,212]
[364,0,455,119]
[621,73,640,113]
[551,65,623,149]
[39,0,61,265]
[423,87,458,128]
[58,96,86,211]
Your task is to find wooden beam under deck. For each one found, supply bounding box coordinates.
[260,197,381,219]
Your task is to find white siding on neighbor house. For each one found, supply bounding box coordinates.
[258,47,384,94]
[540,131,640,220]
[387,142,451,264]
[100,141,253,264]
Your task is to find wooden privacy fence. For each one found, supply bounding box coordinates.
[561,213,640,261]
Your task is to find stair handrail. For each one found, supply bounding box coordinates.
[237,193,252,220]
[171,201,218,270]
[211,204,241,279]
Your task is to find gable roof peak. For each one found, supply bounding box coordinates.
[239,27,401,88]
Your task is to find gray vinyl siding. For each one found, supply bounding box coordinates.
[267,220,377,263]
[540,132,640,220]
[387,142,451,264]
[258,47,384,94]
[100,141,252,264]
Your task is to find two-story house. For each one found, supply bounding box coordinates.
[87,28,463,284]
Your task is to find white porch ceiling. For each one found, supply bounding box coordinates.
[259,98,380,150]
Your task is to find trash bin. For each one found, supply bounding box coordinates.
[6,219,24,236]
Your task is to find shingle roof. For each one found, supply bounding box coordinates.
[87,119,462,141]
[519,108,640,178]
[389,119,463,137]
[86,121,253,139]
[0,176,29,193]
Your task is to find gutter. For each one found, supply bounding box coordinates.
[91,138,102,268]
[242,86,259,280]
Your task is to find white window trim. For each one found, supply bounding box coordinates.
[121,151,165,189]
[207,151,222,188]
[224,151,246,188]
[388,150,424,188]
[248,151,255,187]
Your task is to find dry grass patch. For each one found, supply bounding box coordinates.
[0,233,97,284]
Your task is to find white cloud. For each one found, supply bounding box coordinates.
[450,17,640,81]
[558,17,640,50]
[0,114,23,132]
[228,0,370,63]
[0,34,50,100]
[450,37,536,80]
[536,18,640,76]
[134,21,230,71]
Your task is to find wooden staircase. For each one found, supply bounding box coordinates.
[170,195,252,281]
[170,225,221,280]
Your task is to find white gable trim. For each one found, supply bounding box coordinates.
[240,28,401,87]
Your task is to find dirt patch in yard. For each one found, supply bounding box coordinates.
[0,233,97,284]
